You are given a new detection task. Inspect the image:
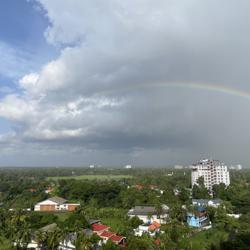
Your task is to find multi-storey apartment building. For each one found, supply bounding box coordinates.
[191,159,230,190]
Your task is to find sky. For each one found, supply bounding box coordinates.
[1,0,250,167]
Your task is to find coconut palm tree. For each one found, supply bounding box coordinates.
[46,228,64,249]
[18,221,31,249]
[34,230,47,250]
[75,231,93,250]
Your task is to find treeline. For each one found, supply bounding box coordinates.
[0,167,191,209]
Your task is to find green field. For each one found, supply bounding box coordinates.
[56,212,71,222]
[47,174,133,181]
[0,236,13,250]
[186,229,228,250]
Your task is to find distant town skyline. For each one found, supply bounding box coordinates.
[1,0,250,166]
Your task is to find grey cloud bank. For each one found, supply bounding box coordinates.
[0,0,250,166]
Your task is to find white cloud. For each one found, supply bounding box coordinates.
[19,73,39,90]
[0,94,38,122]
[24,128,85,140]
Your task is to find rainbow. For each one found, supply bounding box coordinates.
[145,81,250,100]
[107,81,250,100]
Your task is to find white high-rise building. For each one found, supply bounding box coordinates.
[191,159,230,190]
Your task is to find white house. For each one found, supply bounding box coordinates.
[192,199,221,208]
[34,196,80,212]
[227,214,241,219]
[134,221,161,237]
[127,205,169,224]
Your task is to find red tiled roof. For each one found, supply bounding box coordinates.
[110,235,125,243]
[100,231,115,238]
[92,223,109,232]
[149,221,161,231]
[149,224,157,231]
[152,221,161,228]
[135,184,144,190]
[155,238,161,246]
[28,188,36,192]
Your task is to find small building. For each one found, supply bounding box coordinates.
[34,196,80,212]
[134,184,144,190]
[92,223,110,235]
[128,205,169,224]
[174,165,183,169]
[227,213,241,219]
[187,214,208,228]
[28,188,37,193]
[192,199,221,208]
[45,187,54,194]
[59,233,77,250]
[88,219,101,225]
[125,165,132,169]
[99,231,116,243]
[173,188,180,196]
[187,207,209,228]
[134,221,161,237]
[110,235,126,245]
[91,223,126,246]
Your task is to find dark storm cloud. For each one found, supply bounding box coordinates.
[1,0,250,166]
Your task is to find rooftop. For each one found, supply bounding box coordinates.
[192,199,221,205]
[88,219,101,225]
[83,229,93,237]
[193,159,225,166]
[48,196,67,205]
[39,223,57,233]
[110,235,125,243]
[128,205,168,216]
[100,231,115,238]
[92,223,110,232]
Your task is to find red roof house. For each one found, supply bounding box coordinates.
[135,184,144,190]
[154,238,161,246]
[110,235,126,245]
[148,221,161,231]
[100,231,116,240]
[92,223,110,235]
[28,188,37,193]
[92,222,126,246]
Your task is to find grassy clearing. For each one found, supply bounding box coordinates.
[55,212,71,222]
[47,174,133,181]
[101,217,126,232]
[0,236,13,250]
[85,207,128,233]
[187,229,228,250]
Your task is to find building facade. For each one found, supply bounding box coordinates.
[134,221,161,237]
[127,205,169,224]
[187,207,210,228]
[191,159,230,190]
[34,196,80,212]
[192,199,221,208]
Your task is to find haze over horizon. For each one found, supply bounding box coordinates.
[0,0,250,167]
